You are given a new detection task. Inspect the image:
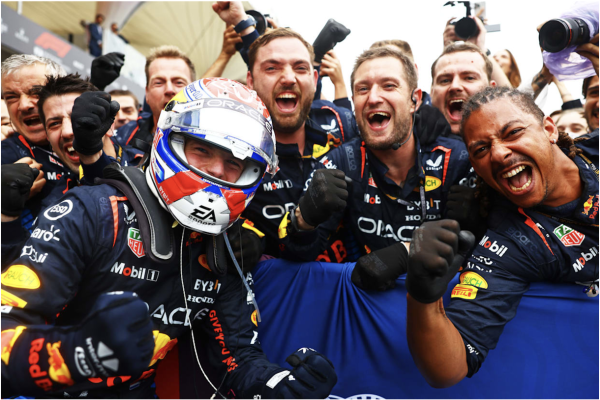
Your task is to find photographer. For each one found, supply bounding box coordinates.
[443,16,511,88]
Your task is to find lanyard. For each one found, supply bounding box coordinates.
[579,153,599,180]
[394,185,427,223]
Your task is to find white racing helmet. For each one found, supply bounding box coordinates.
[146,78,277,235]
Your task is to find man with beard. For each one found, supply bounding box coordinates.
[430,43,496,137]
[404,86,598,388]
[213,1,359,262]
[280,47,476,290]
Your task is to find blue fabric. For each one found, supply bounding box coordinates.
[254,259,599,399]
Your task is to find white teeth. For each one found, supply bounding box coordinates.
[449,99,464,104]
[368,111,390,118]
[67,146,74,152]
[509,176,532,192]
[277,93,297,99]
[501,165,526,178]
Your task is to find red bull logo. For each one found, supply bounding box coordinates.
[47,341,74,386]
[582,195,594,215]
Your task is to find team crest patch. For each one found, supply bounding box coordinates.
[128,228,145,258]
[553,224,585,247]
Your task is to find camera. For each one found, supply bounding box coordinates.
[539,18,596,53]
[445,1,478,39]
[245,10,272,36]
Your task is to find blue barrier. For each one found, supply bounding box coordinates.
[254,259,599,399]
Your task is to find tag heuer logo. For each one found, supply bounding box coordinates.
[553,224,585,247]
[128,228,145,258]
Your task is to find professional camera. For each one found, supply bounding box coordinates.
[245,10,273,36]
[444,1,500,40]
[539,18,597,53]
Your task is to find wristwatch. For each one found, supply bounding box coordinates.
[234,15,256,34]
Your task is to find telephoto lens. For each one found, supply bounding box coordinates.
[539,18,591,53]
[454,17,478,39]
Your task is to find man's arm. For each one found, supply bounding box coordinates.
[202,25,242,78]
[406,296,468,388]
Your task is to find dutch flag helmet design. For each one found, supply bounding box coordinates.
[146,78,278,235]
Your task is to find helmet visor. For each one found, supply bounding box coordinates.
[166,107,276,174]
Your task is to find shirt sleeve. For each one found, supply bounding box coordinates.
[444,228,544,377]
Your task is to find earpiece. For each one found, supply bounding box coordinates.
[411,89,417,105]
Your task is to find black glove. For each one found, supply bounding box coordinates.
[1,164,39,216]
[405,220,475,303]
[414,104,452,145]
[446,184,487,240]
[9,292,154,394]
[227,223,263,273]
[72,91,120,155]
[267,348,337,399]
[298,169,348,227]
[312,19,351,63]
[351,242,409,291]
[90,52,125,91]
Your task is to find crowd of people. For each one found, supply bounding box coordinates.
[1,1,598,398]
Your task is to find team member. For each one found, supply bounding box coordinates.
[114,45,195,151]
[282,47,477,287]
[109,89,139,129]
[405,86,598,387]
[213,1,359,261]
[430,43,496,136]
[1,79,337,399]
[1,55,70,230]
[582,75,598,132]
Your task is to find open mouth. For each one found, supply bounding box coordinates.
[367,111,391,130]
[500,164,533,193]
[275,93,299,113]
[446,99,465,122]
[23,115,42,127]
[64,144,80,163]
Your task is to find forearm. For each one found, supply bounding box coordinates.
[202,52,233,79]
[531,69,553,100]
[554,79,574,102]
[406,295,468,388]
[333,81,348,101]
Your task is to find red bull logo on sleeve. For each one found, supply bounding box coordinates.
[47,341,74,386]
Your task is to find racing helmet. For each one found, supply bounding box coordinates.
[146,78,277,235]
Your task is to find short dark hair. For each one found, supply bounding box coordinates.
[431,42,493,82]
[582,75,597,98]
[460,86,544,138]
[370,39,414,62]
[37,73,98,127]
[351,47,418,94]
[109,89,140,110]
[248,28,315,73]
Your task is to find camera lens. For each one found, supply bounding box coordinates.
[455,17,478,39]
[539,18,591,53]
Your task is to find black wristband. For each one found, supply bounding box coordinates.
[234,15,256,34]
[288,206,312,236]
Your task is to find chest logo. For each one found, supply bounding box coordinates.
[553,224,585,247]
[128,228,145,258]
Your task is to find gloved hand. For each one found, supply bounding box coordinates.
[312,19,351,63]
[405,220,475,303]
[266,348,337,399]
[1,163,39,216]
[10,292,154,393]
[72,91,120,155]
[90,52,125,91]
[414,104,452,145]
[227,223,263,273]
[352,242,409,291]
[298,169,348,227]
[446,184,486,239]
